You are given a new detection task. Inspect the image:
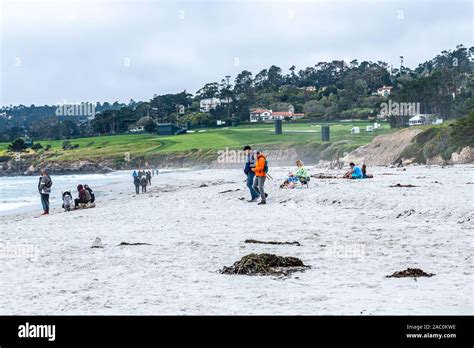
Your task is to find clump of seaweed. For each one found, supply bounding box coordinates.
[221,253,309,276]
[389,183,418,188]
[386,268,434,278]
[244,239,301,246]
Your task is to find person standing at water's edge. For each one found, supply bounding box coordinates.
[38,169,52,215]
[252,151,268,205]
[243,145,260,202]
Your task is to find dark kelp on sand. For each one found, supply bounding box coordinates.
[244,239,301,246]
[386,268,434,278]
[221,253,309,276]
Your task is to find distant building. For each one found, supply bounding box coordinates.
[249,109,305,122]
[377,85,393,97]
[157,123,187,136]
[128,126,145,133]
[298,86,317,92]
[408,114,441,126]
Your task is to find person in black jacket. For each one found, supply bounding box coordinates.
[134,175,140,194]
[243,145,260,202]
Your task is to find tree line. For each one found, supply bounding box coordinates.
[0,44,472,141]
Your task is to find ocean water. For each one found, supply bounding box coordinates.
[0,171,135,215]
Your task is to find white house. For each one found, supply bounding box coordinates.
[249,109,305,122]
[377,85,393,97]
[249,109,273,122]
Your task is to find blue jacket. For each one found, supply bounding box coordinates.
[244,153,256,175]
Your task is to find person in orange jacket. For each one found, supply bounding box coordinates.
[251,151,268,205]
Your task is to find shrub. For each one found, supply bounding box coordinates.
[8,138,26,152]
[31,143,43,150]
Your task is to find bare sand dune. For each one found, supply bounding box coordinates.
[0,165,472,315]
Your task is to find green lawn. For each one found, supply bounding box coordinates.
[0,121,393,160]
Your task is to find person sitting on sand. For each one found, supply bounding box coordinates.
[84,184,95,203]
[294,160,310,184]
[343,162,363,179]
[75,184,90,208]
[361,164,373,179]
[280,160,310,188]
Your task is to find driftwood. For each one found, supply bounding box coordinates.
[218,189,241,194]
[221,253,309,276]
[386,268,434,278]
[396,209,416,218]
[311,174,338,179]
[244,239,301,246]
[389,184,418,188]
[117,242,151,246]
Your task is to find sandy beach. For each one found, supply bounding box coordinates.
[0,165,472,315]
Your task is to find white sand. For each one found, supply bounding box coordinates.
[0,165,472,315]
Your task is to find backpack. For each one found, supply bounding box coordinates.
[84,189,92,202]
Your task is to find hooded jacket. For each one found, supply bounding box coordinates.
[252,153,267,177]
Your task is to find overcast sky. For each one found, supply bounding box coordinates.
[1,0,472,106]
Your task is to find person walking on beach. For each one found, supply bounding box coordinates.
[146,170,152,186]
[38,169,52,215]
[132,170,138,179]
[133,174,140,194]
[252,150,268,205]
[140,175,147,193]
[243,145,260,202]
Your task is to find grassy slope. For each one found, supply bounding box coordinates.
[401,114,474,162]
[0,121,393,162]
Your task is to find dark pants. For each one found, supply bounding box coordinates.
[135,184,140,194]
[246,171,260,200]
[253,176,266,202]
[141,185,146,193]
[40,193,49,213]
[75,198,88,208]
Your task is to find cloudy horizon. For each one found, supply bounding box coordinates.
[1,0,472,106]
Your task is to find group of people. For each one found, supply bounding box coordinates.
[243,145,269,205]
[63,184,95,211]
[242,145,375,204]
[343,163,373,179]
[132,169,157,194]
[37,168,96,215]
